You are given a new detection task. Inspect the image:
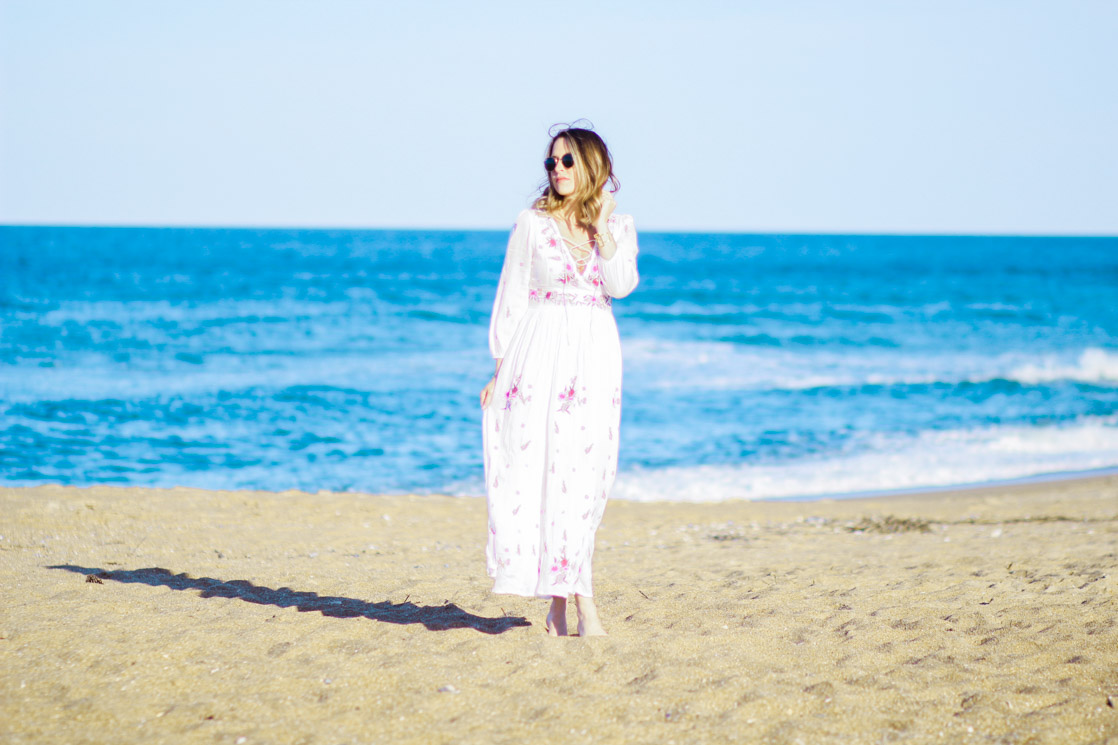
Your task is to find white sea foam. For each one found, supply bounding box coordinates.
[623,338,1118,392]
[609,417,1118,502]
[1007,348,1118,385]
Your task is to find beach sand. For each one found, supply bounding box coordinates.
[1,477,1116,744]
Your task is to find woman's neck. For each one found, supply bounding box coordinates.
[555,204,583,230]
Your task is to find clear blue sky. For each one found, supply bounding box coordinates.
[1,0,1115,234]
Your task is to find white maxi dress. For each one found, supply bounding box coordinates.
[483,208,640,598]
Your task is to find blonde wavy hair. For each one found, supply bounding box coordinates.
[533,127,620,227]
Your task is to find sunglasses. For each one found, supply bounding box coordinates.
[544,154,575,172]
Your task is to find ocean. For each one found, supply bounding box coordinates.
[2,225,1116,501]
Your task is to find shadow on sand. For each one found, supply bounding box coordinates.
[49,564,531,634]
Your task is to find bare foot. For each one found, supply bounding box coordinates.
[574,594,607,637]
[545,596,568,636]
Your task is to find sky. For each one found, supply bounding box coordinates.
[1,0,1115,234]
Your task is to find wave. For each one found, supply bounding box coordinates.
[1007,348,1118,385]
[607,416,1118,502]
[35,298,357,325]
[628,300,1003,323]
[623,340,1118,392]
[0,347,487,404]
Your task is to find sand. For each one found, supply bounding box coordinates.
[1,476,1116,744]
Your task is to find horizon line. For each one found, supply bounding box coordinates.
[2,221,1116,241]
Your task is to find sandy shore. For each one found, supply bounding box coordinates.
[2,477,1116,744]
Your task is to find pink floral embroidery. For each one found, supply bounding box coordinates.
[558,376,584,413]
[504,375,527,411]
[528,289,611,309]
[550,548,570,583]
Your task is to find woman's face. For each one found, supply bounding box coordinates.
[549,138,577,197]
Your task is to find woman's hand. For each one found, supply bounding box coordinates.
[594,190,616,234]
[594,190,618,258]
[479,375,497,409]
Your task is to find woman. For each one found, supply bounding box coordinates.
[478,126,639,637]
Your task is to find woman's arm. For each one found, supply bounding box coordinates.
[488,211,533,359]
[481,213,527,411]
[597,214,639,299]
[479,357,503,408]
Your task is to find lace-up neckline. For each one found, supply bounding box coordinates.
[550,217,596,276]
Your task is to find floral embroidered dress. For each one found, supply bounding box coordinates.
[483,208,640,598]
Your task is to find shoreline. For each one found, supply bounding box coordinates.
[756,464,1118,503]
[10,462,1118,505]
[3,475,1116,743]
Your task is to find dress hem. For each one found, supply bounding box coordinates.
[489,580,593,599]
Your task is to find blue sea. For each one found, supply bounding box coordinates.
[2,225,1117,501]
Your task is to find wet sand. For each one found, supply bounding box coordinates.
[2,476,1116,744]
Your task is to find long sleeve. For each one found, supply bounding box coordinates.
[599,213,639,299]
[488,210,534,359]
